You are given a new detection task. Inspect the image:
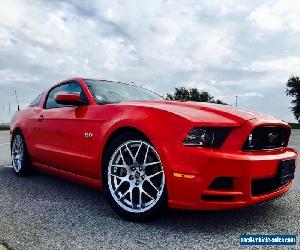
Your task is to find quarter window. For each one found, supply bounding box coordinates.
[29,93,43,107]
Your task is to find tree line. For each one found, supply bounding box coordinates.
[286,76,300,122]
[165,87,226,104]
[165,77,300,123]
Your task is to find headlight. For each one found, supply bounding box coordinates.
[183,127,231,148]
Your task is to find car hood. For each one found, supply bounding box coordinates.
[117,100,280,127]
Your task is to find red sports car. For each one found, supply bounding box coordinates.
[10,77,297,220]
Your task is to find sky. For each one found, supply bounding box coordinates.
[0,0,300,123]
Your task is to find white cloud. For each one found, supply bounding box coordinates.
[249,57,300,73]
[0,70,39,83]
[0,0,299,122]
[248,0,300,32]
[0,27,14,47]
[239,92,264,98]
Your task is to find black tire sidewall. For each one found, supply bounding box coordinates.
[102,132,168,221]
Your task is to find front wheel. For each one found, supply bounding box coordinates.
[103,133,167,221]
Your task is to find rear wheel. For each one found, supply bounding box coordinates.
[11,131,32,176]
[103,132,167,221]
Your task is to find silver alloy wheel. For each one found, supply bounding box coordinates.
[108,140,165,213]
[12,134,24,173]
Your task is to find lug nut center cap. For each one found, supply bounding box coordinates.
[134,171,140,179]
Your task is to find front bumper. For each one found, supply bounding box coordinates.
[158,142,297,210]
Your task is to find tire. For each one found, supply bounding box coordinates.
[102,132,168,221]
[11,131,32,176]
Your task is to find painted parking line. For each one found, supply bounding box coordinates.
[0,143,9,146]
[5,165,12,168]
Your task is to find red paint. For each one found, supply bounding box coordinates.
[10,77,298,210]
[55,93,81,104]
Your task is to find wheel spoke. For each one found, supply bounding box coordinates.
[118,189,130,201]
[147,179,159,192]
[111,164,128,171]
[119,149,127,165]
[142,189,155,201]
[111,164,127,167]
[144,145,149,164]
[129,189,134,208]
[138,187,143,209]
[144,161,161,167]
[135,142,142,159]
[110,173,123,180]
[114,179,127,193]
[17,159,21,171]
[125,144,134,162]
[147,171,163,179]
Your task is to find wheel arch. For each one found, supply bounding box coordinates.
[99,122,171,179]
[102,126,150,163]
[11,127,22,136]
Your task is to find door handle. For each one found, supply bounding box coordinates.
[37,114,44,121]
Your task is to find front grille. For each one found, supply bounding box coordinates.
[243,126,290,151]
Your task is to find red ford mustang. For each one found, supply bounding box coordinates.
[10,77,297,220]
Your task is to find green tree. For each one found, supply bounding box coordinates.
[286,76,300,122]
[166,87,226,104]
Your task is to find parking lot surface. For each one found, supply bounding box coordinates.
[0,130,299,249]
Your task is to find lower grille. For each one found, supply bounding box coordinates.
[252,159,295,196]
[202,195,234,202]
[251,177,284,196]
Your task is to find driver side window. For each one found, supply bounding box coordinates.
[45,82,88,109]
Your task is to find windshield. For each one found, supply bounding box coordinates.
[84,79,162,104]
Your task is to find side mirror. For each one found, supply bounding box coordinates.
[55,93,83,106]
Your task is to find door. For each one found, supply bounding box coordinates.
[33,81,89,175]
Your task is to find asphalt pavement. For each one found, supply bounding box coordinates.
[0,130,299,250]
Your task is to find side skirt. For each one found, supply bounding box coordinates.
[31,161,102,190]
